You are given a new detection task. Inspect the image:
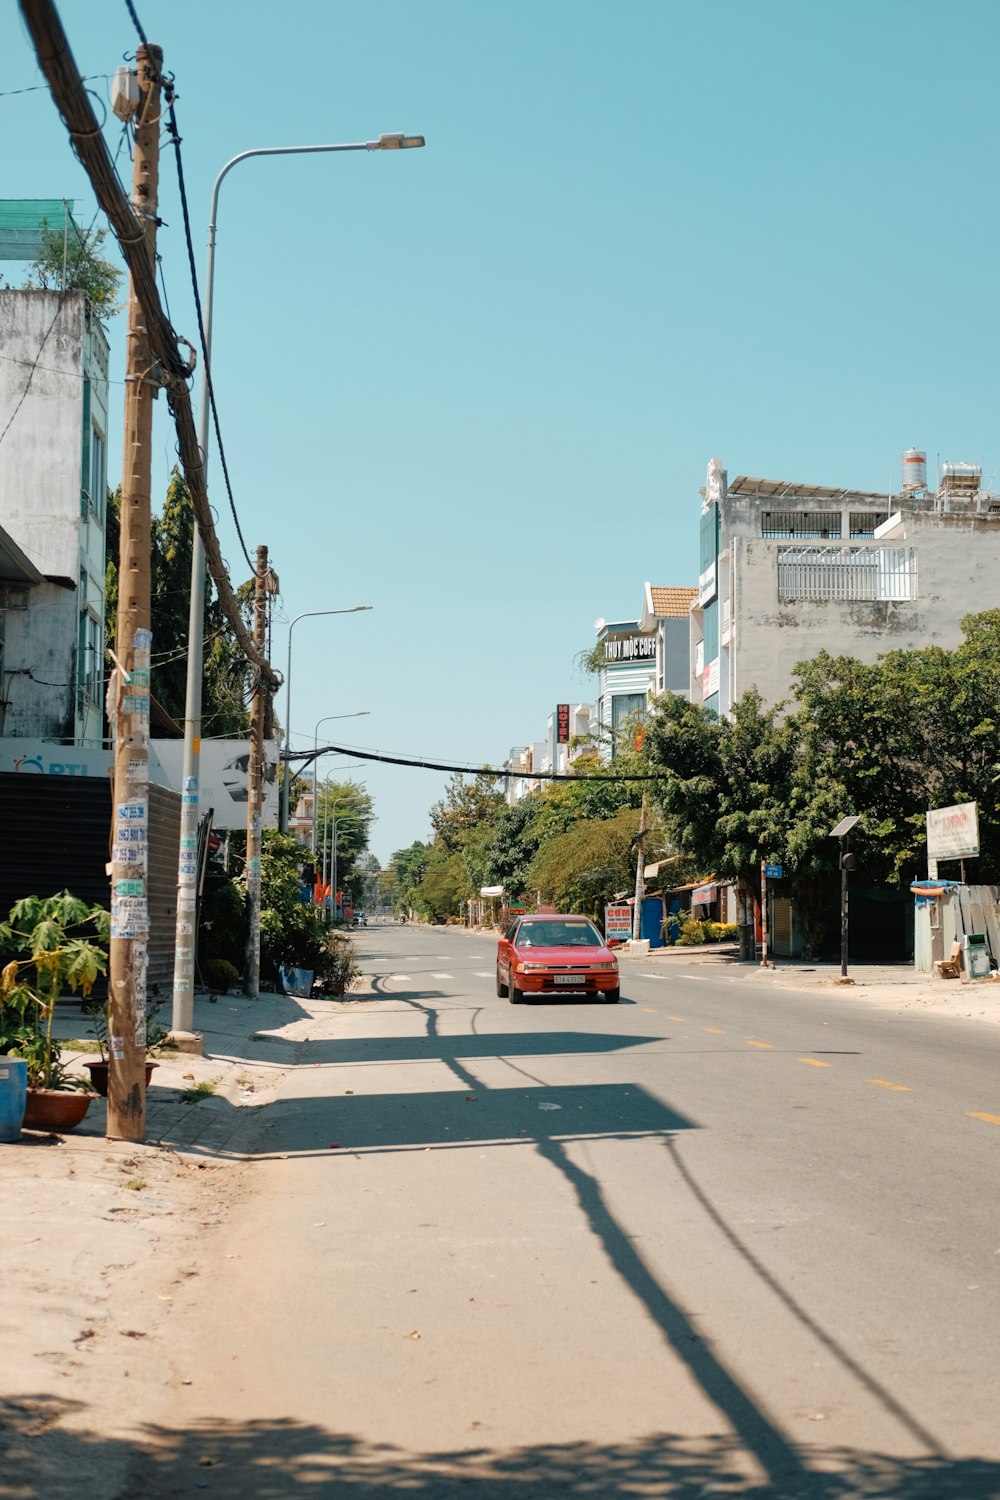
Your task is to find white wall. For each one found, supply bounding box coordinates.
[0,290,109,742]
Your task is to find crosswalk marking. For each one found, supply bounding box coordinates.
[432,972,453,979]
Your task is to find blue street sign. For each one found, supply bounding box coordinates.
[764,863,783,879]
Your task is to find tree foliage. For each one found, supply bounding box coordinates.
[105,469,254,735]
[26,223,124,320]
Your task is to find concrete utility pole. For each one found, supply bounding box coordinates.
[631,790,648,942]
[244,544,270,998]
[106,41,162,1143]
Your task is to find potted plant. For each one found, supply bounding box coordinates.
[0,892,109,1131]
[80,991,170,1097]
[313,935,362,997]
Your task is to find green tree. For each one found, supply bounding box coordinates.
[429,772,505,852]
[415,849,467,922]
[26,223,124,320]
[105,469,254,735]
[527,806,641,919]
[316,781,374,912]
[481,796,544,897]
[252,831,328,984]
[645,688,795,957]
[389,841,433,912]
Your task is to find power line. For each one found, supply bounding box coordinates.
[20,1,278,694]
[163,81,255,575]
[0,72,112,99]
[123,0,147,45]
[314,743,667,782]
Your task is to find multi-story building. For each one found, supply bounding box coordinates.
[593,585,696,738]
[690,453,1000,715]
[638,584,698,699]
[0,288,110,743]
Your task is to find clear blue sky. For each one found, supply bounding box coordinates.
[3,1,998,862]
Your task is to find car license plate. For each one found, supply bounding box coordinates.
[554,974,580,985]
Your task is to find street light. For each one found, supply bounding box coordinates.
[312,712,370,857]
[280,608,373,834]
[830,814,861,980]
[172,131,424,1037]
[325,807,369,925]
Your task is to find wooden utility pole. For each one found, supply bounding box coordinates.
[244,545,270,997]
[106,42,162,1142]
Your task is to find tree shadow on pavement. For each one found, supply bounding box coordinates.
[4,1399,1000,1499]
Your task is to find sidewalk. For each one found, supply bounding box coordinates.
[618,941,1000,1023]
[0,982,325,1492]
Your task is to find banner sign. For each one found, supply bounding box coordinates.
[0,736,280,832]
[926,801,979,860]
[605,903,632,940]
[602,633,656,665]
[692,883,717,907]
[556,704,571,743]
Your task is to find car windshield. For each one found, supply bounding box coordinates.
[515,920,603,949]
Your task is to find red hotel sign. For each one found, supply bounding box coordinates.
[556,704,571,743]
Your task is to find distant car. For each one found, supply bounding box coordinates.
[351,913,367,927]
[496,914,619,1005]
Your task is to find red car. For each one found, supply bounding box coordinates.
[496,914,620,1004]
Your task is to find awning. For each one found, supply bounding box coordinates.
[480,885,504,898]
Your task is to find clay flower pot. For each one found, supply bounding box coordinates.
[23,1088,94,1133]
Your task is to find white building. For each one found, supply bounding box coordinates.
[690,453,1000,716]
[593,586,696,740]
[0,289,110,744]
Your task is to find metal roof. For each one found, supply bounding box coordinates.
[728,476,891,504]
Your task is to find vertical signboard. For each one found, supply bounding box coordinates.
[556,704,571,744]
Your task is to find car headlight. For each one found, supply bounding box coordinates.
[591,961,618,971]
[515,962,549,972]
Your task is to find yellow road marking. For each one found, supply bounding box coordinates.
[642,1007,656,1013]
[969,1111,1000,1126]
[868,1079,911,1092]
[746,1039,775,1049]
[668,1014,686,1023]
[799,1057,832,1068]
[704,1026,724,1035]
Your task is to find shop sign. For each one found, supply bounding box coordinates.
[692,883,717,907]
[605,903,632,939]
[556,704,571,743]
[926,801,979,860]
[602,634,656,664]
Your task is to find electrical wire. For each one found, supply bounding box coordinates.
[123,0,147,45]
[305,743,667,782]
[0,73,112,100]
[19,4,279,693]
[163,81,256,575]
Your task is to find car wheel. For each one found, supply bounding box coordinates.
[601,987,620,1004]
[496,969,508,998]
[509,980,524,1004]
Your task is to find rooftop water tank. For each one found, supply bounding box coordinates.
[940,461,981,497]
[901,448,926,492]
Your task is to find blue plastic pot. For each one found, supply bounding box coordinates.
[0,1058,28,1143]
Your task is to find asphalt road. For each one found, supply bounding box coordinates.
[147,924,1000,1498]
